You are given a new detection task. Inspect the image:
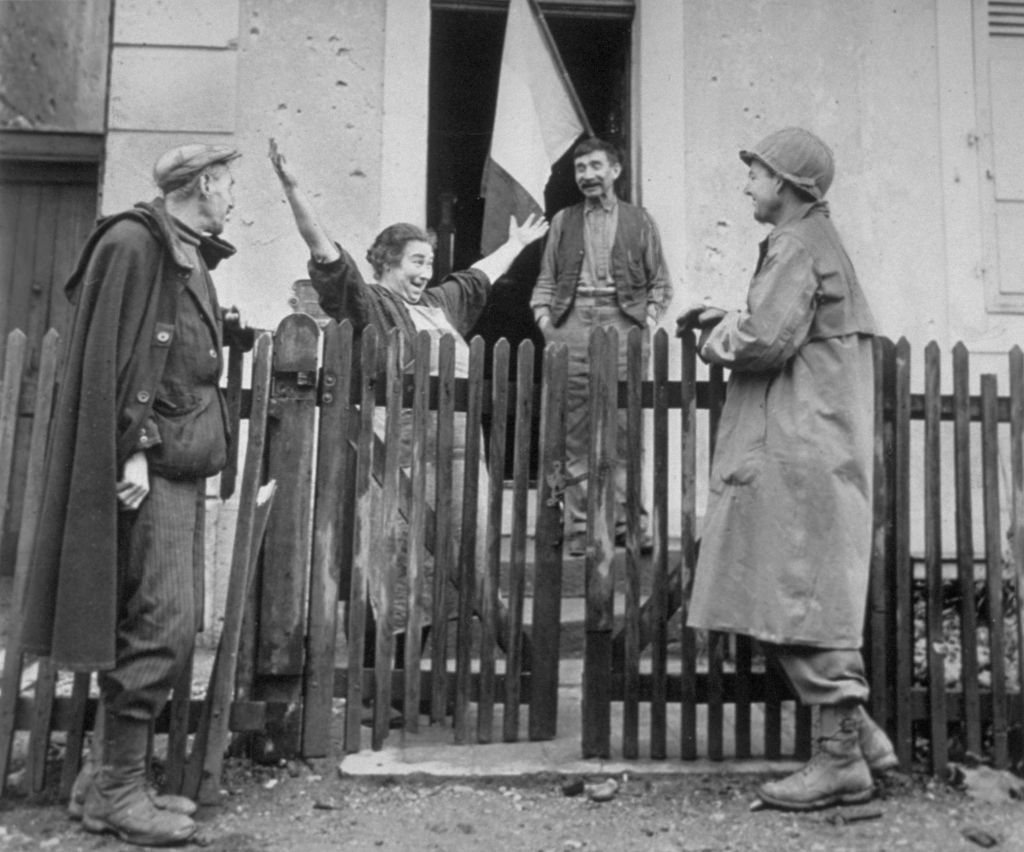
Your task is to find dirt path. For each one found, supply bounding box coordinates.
[3,761,1023,851]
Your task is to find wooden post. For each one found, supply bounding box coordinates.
[528,342,567,741]
[255,313,319,757]
[343,328,379,753]
[303,321,354,756]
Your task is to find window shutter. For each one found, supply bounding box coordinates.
[977,0,1024,308]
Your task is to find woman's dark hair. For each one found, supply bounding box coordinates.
[366,223,436,279]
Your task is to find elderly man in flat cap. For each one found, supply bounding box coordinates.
[677,128,894,811]
[22,143,245,845]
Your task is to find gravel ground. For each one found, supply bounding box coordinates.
[2,757,1024,851]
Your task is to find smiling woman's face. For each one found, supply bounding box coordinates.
[380,239,435,304]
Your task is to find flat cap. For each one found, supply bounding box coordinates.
[740,127,834,201]
[153,143,241,193]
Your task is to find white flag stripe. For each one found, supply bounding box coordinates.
[488,0,585,207]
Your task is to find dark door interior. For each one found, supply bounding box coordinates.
[427,2,633,375]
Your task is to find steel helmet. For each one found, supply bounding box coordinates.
[740,127,834,201]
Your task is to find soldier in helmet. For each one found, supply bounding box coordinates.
[677,127,894,810]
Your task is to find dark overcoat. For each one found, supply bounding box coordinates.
[21,198,234,670]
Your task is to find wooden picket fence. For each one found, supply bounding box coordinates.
[296,319,1024,774]
[0,326,278,803]
[2,317,1024,804]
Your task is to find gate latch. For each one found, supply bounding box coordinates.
[545,461,588,507]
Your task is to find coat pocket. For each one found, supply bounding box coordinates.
[148,390,227,479]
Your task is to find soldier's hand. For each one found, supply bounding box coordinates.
[117,451,150,511]
[676,304,727,336]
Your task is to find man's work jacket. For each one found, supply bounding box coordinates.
[532,199,670,328]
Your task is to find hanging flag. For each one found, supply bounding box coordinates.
[479,0,591,255]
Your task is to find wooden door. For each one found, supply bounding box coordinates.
[0,153,98,574]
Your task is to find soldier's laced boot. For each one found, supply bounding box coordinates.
[757,703,874,811]
[81,713,196,847]
[856,705,898,773]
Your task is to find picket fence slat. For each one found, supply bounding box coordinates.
[622,328,643,759]
[371,330,403,750]
[503,340,534,743]
[430,334,456,724]
[0,330,26,563]
[528,342,567,742]
[678,332,699,761]
[924,342,948,775]
[188,332,275,803]
[649,328,669,760]
[5,330,58,794]
[894,337,914,767]
[981,376,1009,768]
[582,327,616,759]
[952,344,983,756]
[454,336,485,743]
[403,332,431,735]
[868,337,890,736]
[1011,348,1024,742]
[477,338,508,744]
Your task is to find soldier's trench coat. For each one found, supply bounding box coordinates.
[686,200,877,649]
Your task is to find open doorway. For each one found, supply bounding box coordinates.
[427,1,634,374]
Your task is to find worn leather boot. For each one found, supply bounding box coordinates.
[857,706,898,773]
[82,713,196,846]
[69,762,198,820]
[68,711,196,821]
[757,703,874,811]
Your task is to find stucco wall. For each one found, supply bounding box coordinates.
[101,0,389,330]
[66,0,1022,568]
[0,0,111,131]
[683,0,946,347]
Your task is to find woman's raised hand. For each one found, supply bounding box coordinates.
[268,138,298,190]
[508,213,550,248]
